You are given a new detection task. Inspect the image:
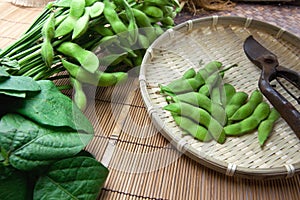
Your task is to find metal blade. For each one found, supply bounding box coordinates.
[243,36,277,69]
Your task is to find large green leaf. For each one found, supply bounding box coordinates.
[0,113,93,171]
[15,80,94,134]
[0,165,28,200]
[34,156,109,200]
[0,76,40,94]
[0,67,10,82]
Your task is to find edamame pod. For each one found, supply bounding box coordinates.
[61,59,127,86]
[92,24,114,36]
[41,12,55,67]
[225,102,270,136]
[171,92,227,125]
[223,83,236,105]
[258,108,280,146]
[89,1,104,18]
[172,113,213,142]
[57,42,99,73]
[229,90,263,121]
[160,77,204,94]
[103,0,127,34]
[182,68,196,79]
[72,7,90,39]
[142,6,164,18]
[225,91,248,118]
[164,102,226,143]
[70,77,87,111]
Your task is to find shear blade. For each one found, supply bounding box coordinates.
[243,36,277,68]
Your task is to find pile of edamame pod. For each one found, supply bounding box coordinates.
[0,0,180,110]
[160,61,280,146]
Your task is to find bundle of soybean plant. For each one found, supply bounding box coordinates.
[0,0,180,110]
[160,61,280,146]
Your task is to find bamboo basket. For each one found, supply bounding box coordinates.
[139,16,300,179]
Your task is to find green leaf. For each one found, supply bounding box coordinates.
[16,80,94,134]
[0,67,10,82]
[0,166,28,200]
[0,90,26,98]
[0,113,93,171]
[0,57,20,72]
[0,76,41,97]
[34,156,109,200]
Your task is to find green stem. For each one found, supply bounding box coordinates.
[16,57,44,75]
[22,63,46,77]
[18,49,41,66]
[10,43,42,60]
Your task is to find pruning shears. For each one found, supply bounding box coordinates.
[243,35,300,138]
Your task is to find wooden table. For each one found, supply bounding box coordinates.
[0,1,299,199]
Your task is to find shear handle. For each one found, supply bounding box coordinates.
[258,56,300,138]
[276,65,300,90]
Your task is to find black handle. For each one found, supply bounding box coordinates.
[259,68,300,138]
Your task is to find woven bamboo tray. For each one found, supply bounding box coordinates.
[139,16,300,180]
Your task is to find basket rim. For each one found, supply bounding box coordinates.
[139,15,300,180]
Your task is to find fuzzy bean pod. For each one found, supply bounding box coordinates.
[182,68,196,79]
[225,91,248,118]
[70,77,87,111]
[164,102,226,143]
[103,0,127,34]
[57,42,99,73]
[171,92,227,125]
[41,12,55,67]
[225,102,270,136]
[72,7,90,39]
[172,113,213,142]
[258,108,280,146]
[61,59,127,86]
[229,90,263,121]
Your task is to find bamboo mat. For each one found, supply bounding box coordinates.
[1,1,300,199]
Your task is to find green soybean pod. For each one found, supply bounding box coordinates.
[72,7,90,39]
[92,24,114,36]
[132,8,157,42]
[57,41,99,73]
[89,1,104,18]
[142,5,164,18]
[54,0,86,37]
[258,108,280,146]
[41,41,54,68]
[161,16,174,26]
[172,113,213,142]
[61,59,127,86]
[144,0,173,6]
[223,83,236,105]
[160,77,204,94]
[103,0,127,34]
[85,0,98,6]
[229,90,263,121]
[55,16,77,37]
[164,102,226,143]
[172,92,227,126]
[225,91,248,118]
[70,0,86,18]
[41,12,55,67]
[138,33,150,49]
[42,12,55,39]
[70,77,87,111]
[201,60,223,79]
[198,85,209,96]
[182,68,196,79]
[225,102,270,136]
